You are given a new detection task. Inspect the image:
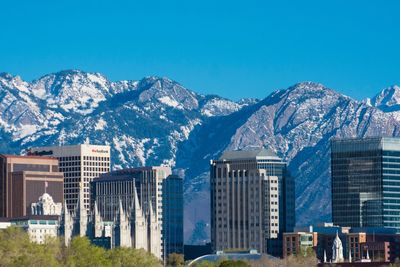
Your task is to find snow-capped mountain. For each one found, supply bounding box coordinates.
[1,70,399,244]
[371,85,400,121]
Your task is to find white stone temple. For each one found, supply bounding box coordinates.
[58,189,162,259]
[332,231,344,263]
[31,193,62,216]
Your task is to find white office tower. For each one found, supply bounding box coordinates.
[29,144,111,212]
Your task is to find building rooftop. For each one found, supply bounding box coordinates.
[219,148,280,160]
[0,154,56,160]
[9,215,59,221]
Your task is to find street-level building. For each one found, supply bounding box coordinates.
[210,148,295,256]
[283,232,317,258]
[331,137,400,232]
[12,215,59,244]
[0,154,64,218]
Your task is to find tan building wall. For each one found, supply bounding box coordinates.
[210,149,288,254]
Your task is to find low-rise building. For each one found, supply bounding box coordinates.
[11,215,59,244]
[285,224,400,263]
[283,232,317,258]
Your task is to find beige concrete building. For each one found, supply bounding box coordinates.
[29,144,110,212]
[210,149,295,255]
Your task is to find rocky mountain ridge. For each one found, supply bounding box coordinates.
[1,70,399,243]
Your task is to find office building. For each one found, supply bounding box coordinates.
[163,174,184,256]
[210,148,295,255]
[0,155,64,218]
[331,137,400,232]
[29,144,110,212]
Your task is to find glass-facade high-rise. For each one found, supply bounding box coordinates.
[162,174,184,257]
[331,137,400,232]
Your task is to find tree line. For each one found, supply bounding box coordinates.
[0,227,164,267]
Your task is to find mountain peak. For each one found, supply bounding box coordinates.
[30,70,112,114]
[371,85,400,112]
[282,81,348,104]
[0,72,13,80]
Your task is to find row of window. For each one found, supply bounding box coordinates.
[83,156,109,161]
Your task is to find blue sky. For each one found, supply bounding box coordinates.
[0,0,399,100]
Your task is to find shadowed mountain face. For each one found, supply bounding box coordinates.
[1,70,399,244]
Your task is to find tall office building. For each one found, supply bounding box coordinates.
[29,144,110,212]
[210,148,295,255]
[331,137,400,232]
[0,155,64,218]
[162,174,184,256]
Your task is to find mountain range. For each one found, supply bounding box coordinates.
[1,70,400,244]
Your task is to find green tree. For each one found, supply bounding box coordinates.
[167,253,184,267]
[193,261,219,267]
[65,236,110,267]
[108,247,161,267]
[0,227,62,267]
[219,260,250,267]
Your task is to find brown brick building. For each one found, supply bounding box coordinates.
[0,155,63,218]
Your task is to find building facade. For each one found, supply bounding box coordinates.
[12,215,59,244]
[88,166,172,259]
[29,144,110,212]
[31,192,62,216]
[292,224,399,263]
[210,148,295,255]
[283,232,317,258]
[0,155,64,218]
[163,174,184,256]
[331,137,400,232]
[59,185,162,258]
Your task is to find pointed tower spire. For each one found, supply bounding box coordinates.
[118,198,126,222]
[73,192,87,236]
[366,249,370,260]
[113,198,131,247]
[60,199,73,246]
[93,201,103,237]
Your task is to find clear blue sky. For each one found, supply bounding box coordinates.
[1,0,399,100]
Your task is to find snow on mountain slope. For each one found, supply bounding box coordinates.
[371,85,400,121]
